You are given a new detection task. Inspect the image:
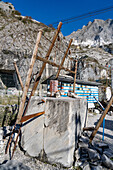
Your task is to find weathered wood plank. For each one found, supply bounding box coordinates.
[36,55,75,74]
[31,22,62,96]
[83,126,95,131]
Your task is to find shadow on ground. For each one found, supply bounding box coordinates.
[94,119,113,131]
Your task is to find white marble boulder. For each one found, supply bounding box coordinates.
[21,97,87,167]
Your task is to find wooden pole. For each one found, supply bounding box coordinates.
[31,22,62,96]
[13,62,24,91]
[56,39,73,78]
[73,60,77,93]
[89,96,113,143]
[5,23,62,155]
[16,30,42,124]
[36,55,75,74]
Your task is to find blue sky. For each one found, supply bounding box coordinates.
[2,0,113,36]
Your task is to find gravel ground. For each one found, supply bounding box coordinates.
[87,112,113,150]
[0,131,70,170]
[0,142,67,170]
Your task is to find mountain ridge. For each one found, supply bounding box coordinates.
[66,19,113,82]
[66,19,113,49]
[0,1,113,89]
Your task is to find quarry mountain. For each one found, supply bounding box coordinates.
[66,19,113,49]
[66,18,113,82]
[0,1,113,89]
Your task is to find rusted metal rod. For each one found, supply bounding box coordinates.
[89,96,113,143]
[21,111,45,123]
[56,39,73,78]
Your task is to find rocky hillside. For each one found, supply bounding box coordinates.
[66,19,113,82]
[1,1,113,89]
[0,1,69,89]
[66,19,113,48]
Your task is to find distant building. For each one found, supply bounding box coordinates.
[42,75,101,108]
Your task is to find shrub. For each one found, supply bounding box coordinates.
[22,18,27,24]
[12,10,21,16]
[9,5,12,9]
[43,27,51,33]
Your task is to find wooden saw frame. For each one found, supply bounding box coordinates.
[5,22,78,158]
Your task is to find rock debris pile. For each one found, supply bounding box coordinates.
[75,133,113,170]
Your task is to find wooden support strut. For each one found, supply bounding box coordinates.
[89,96,113,143]
[13,62,24,91]
[83,126,95,131]
[21,22,62,119]
[5,30,42,154]
[6,22,62,157]
[31,22,62,97]
[16,30,42,124]
[55,39,73,78]
[36,56,75,74]
[73,60,77,93]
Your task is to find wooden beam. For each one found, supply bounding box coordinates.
[56,39,73,78]
[13,62,24,91]
[89,96,113,143]
[83,126,95,131]
[21,111,45,123]
[16,30,42,124]
[73,60,77,93]
[31,22,62,96]
[36,55,75,74]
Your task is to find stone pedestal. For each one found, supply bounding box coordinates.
[21,97,87,167]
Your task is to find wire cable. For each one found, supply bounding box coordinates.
[48,5,113,26]
[42,34,70,55]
